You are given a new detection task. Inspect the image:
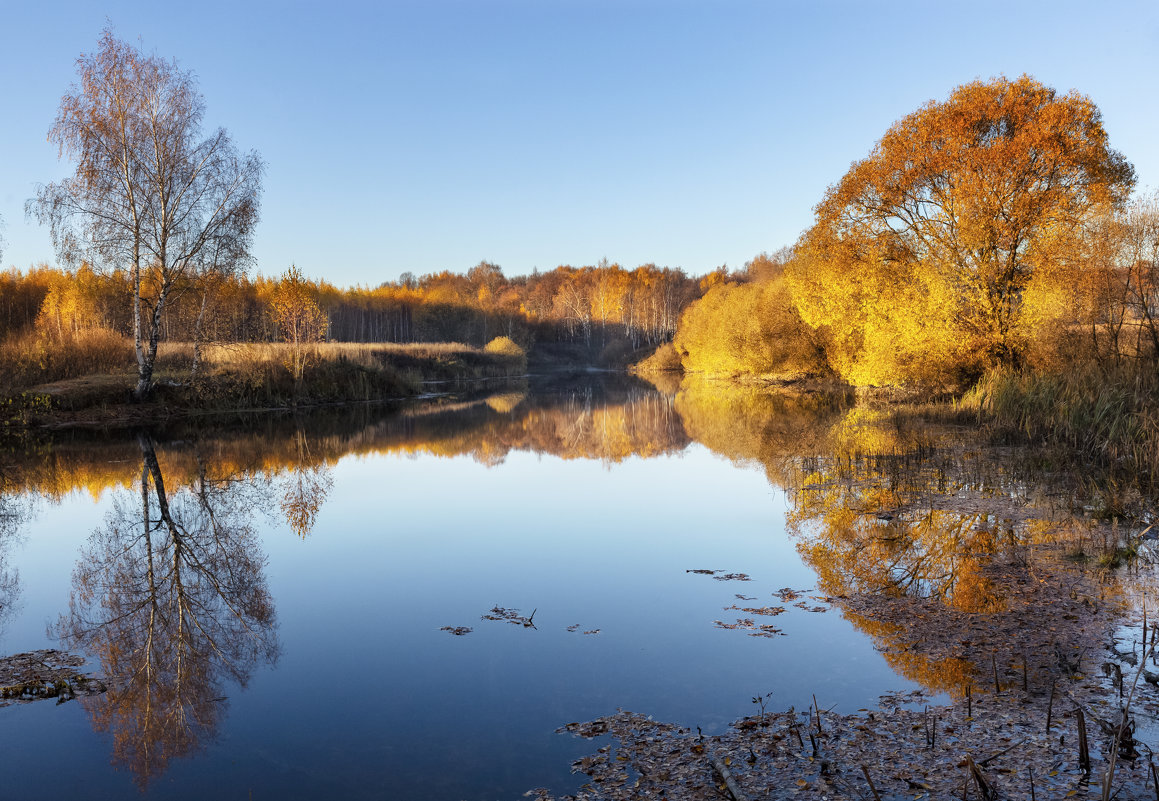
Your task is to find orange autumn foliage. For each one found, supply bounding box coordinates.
[784,75,1135,388]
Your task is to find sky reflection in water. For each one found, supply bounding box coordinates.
[0,378,945,800]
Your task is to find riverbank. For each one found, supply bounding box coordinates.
[0,340,528,430]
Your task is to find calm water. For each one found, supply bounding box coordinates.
[0,376,1059,799]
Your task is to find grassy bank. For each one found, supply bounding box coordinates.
[1,337,528,428]
[962,366,1159,491]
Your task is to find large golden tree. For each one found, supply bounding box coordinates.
[788,75,1134,387]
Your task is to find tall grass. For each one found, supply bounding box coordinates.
[961,365,1159,488]
[0,328,134,390]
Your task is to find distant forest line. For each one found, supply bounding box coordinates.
[0,258,714,363]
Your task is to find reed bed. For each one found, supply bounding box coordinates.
[197,340,485,368]
[962,366,1159,489]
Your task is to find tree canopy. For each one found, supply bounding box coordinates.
[788,75,1135,387]
[31,29,263,399]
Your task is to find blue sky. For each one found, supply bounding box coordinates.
[2,0,1156,286]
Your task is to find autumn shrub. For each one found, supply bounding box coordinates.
[481,336,527,374]
[483,336,523,357]
[0,327,133,390]
[673,278,828,380]
[630,342,682,374]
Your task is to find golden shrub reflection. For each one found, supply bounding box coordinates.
[279,429,333,539]
[672,377,1090,695]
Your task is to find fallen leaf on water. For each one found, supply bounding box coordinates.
[713,572,753,582]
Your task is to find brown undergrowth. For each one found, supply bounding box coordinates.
[4,340,531,428]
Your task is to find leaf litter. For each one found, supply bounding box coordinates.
[481,606,537,628]
[531,548,1159,800]
[0,649,106,706]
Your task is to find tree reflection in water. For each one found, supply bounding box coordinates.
[279,428,333,538]
[786,407,1014,612]
[672,379,1112,696]
[0,483,30,642]
[55,433,279,787]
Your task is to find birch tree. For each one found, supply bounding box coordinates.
[30,29,263,399]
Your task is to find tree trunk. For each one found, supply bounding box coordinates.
[191,289,209,378]
[132,240,145,399]
[134,283,170,401]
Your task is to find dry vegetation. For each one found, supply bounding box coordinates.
[1,337,530,425]
[963,365,1159,491]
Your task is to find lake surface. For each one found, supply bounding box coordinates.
[0,375,1100,799]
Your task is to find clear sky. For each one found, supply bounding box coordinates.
[1,0,1156,287]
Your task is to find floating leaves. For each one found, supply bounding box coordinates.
[714,619,785,637]
[724,605,786,617]
[439,626,472,636]
[481,606,537,628]
[560,719,609,738]
[0,649,105,707]
[773,587,811,601]
[714,572,752,582]
[686,569,752,581]
[567,624,600,635]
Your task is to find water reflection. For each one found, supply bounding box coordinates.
[0,482,29,642]
[0,374,1136,797]
[54,433,279,787]
[4,379,687,501]
[279,429,333,539]
[672,378,1118,696]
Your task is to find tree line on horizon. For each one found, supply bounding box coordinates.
[0,256,705,364]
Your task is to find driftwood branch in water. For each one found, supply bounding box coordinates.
[710,754,749,801]
[976,738,1028,766]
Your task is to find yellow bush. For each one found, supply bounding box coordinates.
[673,277,827,379]
[483,336,525,358]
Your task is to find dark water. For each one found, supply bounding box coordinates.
[0,375,1095,799]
